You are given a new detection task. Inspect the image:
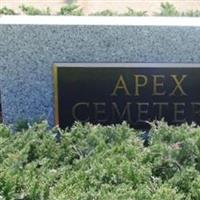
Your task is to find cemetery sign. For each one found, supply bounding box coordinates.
[53,63,200,129]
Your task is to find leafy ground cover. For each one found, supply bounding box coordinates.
[0,121,200,199]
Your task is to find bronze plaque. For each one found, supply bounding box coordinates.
[53,63,200,129]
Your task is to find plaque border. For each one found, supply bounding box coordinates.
[53,64,59,126]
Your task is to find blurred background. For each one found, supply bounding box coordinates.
[1,0,200,16]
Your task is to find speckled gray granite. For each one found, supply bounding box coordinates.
[1,16,200,126]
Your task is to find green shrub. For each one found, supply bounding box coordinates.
[20,5,51,15]
[155,2,180,16]
[90,9,118,16]
[190,175,200,199]
[151,184,185,200]
[182,10,200,17]
[91,8,147,16]
[169,167,199,193]
[58,4,83,16]
[0,7,16,15]
[122,8,147,16]
[0,121,200,199]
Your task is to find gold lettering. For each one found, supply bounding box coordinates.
[137,102,149,122]
[112,102,132,122]
[170,75,187,96]
[173,102,185,123]
[134,75,148,96]
[152,75,166,96]
[111,75,130,96]
[93,102,107,123]
[72,102,89,122]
